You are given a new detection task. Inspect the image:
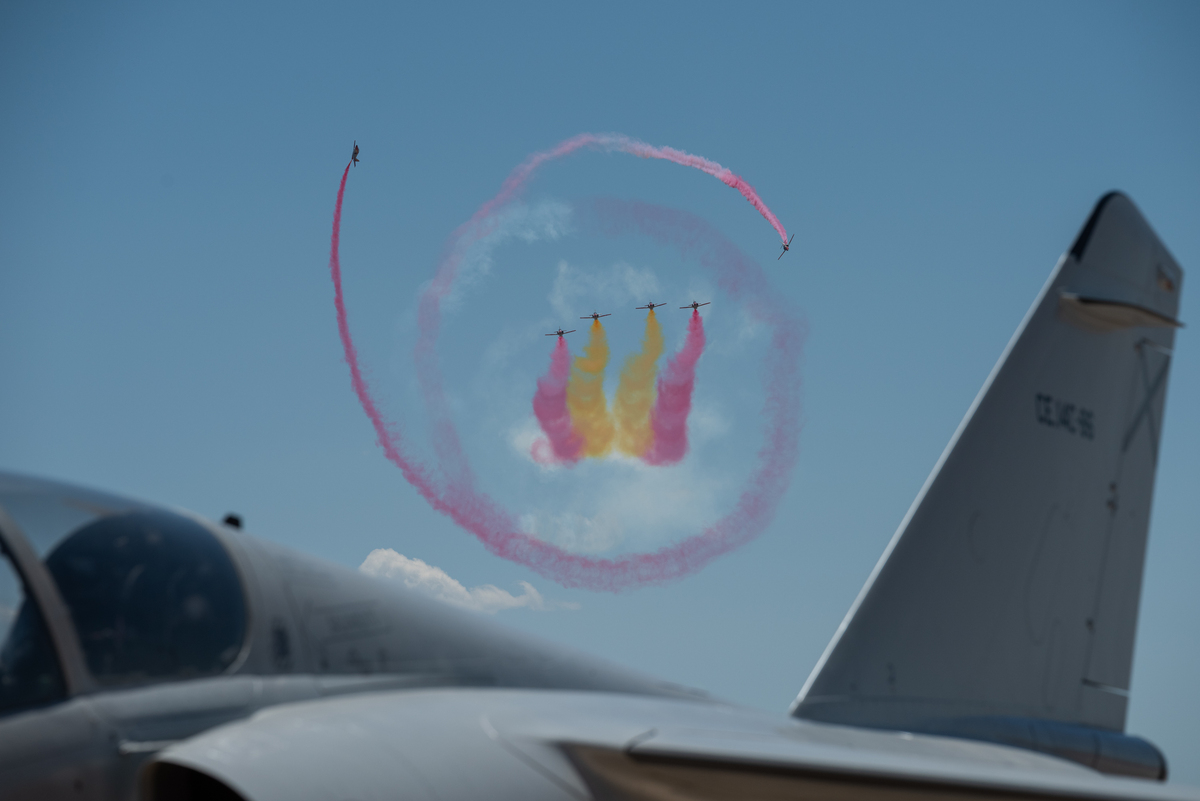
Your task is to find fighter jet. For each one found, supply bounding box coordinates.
[635,302,666,311]
[778,232,795,259]
[680,301,710,311]
[580,312,611,321]
[0,192,1192,800]
[545,328,575,338]
[351,140,360,167]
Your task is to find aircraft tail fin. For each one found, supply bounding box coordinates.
[791,193,1183,780]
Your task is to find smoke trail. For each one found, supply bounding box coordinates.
[644,310,707,466]
[531,338,581,465]
[331,137,802,591]
[329,162,454,513]
[613,310,665,456]
[610,136,790,246]
[427,133,789,254]
[567,320,615,457]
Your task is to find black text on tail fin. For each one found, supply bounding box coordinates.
[791,193,1183,780]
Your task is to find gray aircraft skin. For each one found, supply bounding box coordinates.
[0,192,1193,800]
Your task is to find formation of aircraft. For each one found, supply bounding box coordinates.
[0,193,1193,800]
[546,303,708,340]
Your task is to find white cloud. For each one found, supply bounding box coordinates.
[588,460,726,543]
[685,400,730,443]
[504,445,732,555]
[359,549,577,613]
[548,260,661,319]
[507,416,558,471]
[519,511,623,554]
[723,304,765,351]
[447,201,574,309]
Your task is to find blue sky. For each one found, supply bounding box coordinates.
[2,0,1198,781]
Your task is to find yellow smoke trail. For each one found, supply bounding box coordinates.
[613,310,664,456]
[567,320,616,457]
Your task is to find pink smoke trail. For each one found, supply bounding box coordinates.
[643,310,707,466]
[531,338,582,465]
[507,133,791,244]
[331,140,803,591]
[330,162,495,525]
[611,136,790,246]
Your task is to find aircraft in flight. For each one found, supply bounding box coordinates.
[680,301,710,311]
[635,302,666,311]
[351,140,360,167]
[580,312,612,321]
[545,328,575,338]
[778,232,795,259]
[0,193,1193,800]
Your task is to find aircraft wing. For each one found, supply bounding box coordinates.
[148,689,1200,801]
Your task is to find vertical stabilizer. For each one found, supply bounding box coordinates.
[791,193,1183,779]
